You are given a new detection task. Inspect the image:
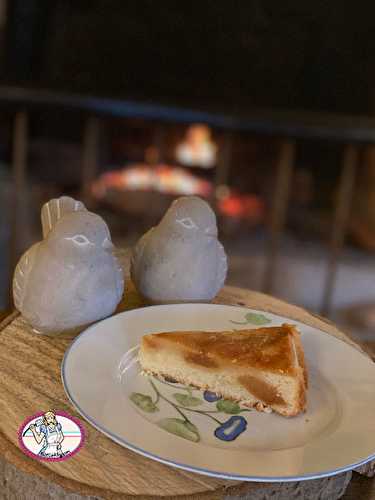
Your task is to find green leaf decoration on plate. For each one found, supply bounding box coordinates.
[130,393,159,413]
[231,312,271,326]
[216,399,241,414]
[158,418,200,442]
[173,393,202,407]
[245,312,271,325]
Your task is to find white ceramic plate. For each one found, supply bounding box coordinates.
[62,304,375,481]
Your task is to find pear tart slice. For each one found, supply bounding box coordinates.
[139,324,307,417]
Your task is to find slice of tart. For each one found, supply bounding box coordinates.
[139,324,307,417]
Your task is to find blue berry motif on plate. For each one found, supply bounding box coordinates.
[214,416,247,441]
[203,390,221,402]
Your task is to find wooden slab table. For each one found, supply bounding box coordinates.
[0,282,374,499]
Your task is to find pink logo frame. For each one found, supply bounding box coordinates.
[18,410,85,462]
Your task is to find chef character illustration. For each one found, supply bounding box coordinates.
[27,411,65,458]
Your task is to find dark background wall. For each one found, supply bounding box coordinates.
[3,0,375,115]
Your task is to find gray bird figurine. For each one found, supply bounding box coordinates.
[131,196,227,303]
[13,196,124,334]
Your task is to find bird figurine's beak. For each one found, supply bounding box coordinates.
[102,237,114,250]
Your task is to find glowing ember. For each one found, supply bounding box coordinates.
[92,164,212,198]
[92,162,264,223]
[218,193,264,220]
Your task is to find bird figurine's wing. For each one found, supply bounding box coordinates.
[130,228,154,281]
[112,249,125,301]
[216,241,228,289]
[13,242,41,311]
[41,196,87,238]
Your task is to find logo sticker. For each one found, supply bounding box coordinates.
[18,410,85,461]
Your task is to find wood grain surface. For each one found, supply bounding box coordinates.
[0,280,373,500]
[0,310,11,323]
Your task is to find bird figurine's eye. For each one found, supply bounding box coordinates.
[176,217,197,229]
[67,235,91,246]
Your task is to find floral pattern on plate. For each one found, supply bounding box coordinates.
[130,376,252,443]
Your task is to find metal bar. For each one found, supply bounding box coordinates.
[81,116,100,207]
[262,140,295,294]
[8,111,28,308]
[321,144,358,315]
[213,131,233,208]
[152,123,166,163]
[4,85,375,143]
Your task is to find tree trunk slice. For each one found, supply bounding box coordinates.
[0,281,372,499]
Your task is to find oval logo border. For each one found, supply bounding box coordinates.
[18,410,86,462]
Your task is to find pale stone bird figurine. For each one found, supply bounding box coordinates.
[13,196,124,334]
[131,196,227,303]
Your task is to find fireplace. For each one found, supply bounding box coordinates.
[1,88,372,321]
[90,123,264,231]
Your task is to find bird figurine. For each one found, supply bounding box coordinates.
[131,196,227,303]
[13,196,124,334]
